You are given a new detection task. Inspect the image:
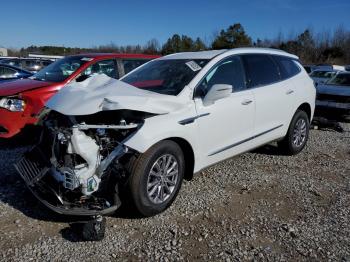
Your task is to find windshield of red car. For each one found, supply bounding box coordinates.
[31,56,90,83]
[326,73,350,86]
[121,59,209,95]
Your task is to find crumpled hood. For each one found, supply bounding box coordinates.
[317,84,350,96]
[46,74,185,115]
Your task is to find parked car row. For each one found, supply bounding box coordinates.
[0,57,53,73]
[0,64,33,82]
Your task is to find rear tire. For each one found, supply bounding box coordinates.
[278,110,310,155]
[127,140,185,217]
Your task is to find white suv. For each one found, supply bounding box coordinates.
[16,48,315,219]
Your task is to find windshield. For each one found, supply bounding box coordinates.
[31,56,90,82]
[326,74,350,86]
[121,59,209,95]
[310,70,336,79]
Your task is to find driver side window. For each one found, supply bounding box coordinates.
[196,56,246,97]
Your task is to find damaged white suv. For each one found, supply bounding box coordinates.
[16,48,315,219]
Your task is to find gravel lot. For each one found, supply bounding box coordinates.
[0,123,349,261]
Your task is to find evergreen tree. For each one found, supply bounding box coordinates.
[212,23,252,49]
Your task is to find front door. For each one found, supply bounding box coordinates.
[194,56,255,167]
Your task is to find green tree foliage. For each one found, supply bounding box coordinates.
[212,23,252,49]
[193,37,207,51]
[161,34,207,54]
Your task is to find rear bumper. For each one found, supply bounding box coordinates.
[0,108,37,138]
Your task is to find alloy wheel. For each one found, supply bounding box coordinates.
[292,118,307,148]
[146,154,179,204]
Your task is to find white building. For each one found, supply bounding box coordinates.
[0,47,8,57]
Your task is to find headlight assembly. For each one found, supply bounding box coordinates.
[0,97,26,112]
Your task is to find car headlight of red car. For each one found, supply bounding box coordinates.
[0,97,26,112]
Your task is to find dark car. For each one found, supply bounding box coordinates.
[303,64,316,73]
[0,64,33,82]
[310,69,339,85]
[316,72,350,118]
[0,58,53,73]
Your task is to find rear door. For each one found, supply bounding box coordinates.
[242,54,291,139]
[272,55,302,116]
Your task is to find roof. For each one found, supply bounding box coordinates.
[161,47,298,60]
[161,50,227,60]
[69,53,160,59]
[312,69,339,72]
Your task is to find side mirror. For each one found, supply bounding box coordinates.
[203,84,232,106]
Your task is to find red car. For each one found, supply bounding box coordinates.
[0,53,159,138]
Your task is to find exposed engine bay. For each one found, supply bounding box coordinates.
[15,109,154,216]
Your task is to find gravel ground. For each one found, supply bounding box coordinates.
[0,123,349,261]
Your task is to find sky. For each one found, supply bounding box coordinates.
[1,0,350,49]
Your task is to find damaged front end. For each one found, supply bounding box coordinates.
[15,109,151,216]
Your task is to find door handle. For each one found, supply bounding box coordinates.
[286,89,294,95]
[241,99,253,105]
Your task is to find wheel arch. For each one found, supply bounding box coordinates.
[296,102,312,121]
[162,137,195,181]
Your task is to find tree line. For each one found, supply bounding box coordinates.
[8,23,350,64]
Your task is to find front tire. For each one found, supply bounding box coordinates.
[278,110,310,155]
[127,140,185,217]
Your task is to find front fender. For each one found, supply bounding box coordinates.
[124,106,200,165]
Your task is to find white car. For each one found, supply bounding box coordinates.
[16,48,316,221]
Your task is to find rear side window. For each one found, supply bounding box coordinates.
[273,56,300,79]
[242,54,280,88]
[123,59,148,74]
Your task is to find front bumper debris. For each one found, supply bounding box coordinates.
[15,147,121,216]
